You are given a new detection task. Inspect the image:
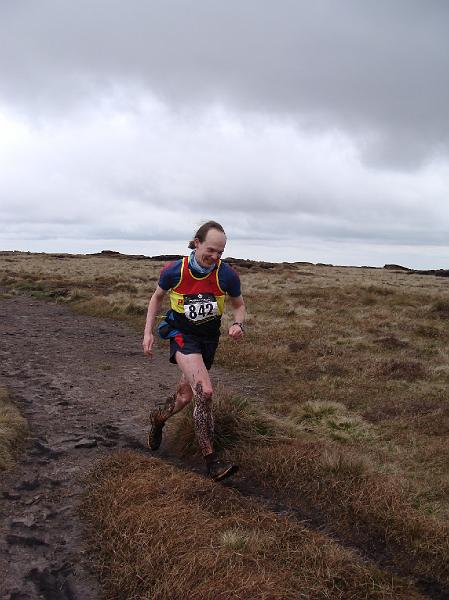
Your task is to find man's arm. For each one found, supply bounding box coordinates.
[228,295,245,340]
[142,285,167,357]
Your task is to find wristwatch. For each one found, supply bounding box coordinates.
[232,322,245,332]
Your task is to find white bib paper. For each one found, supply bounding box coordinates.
[184,293,218,323]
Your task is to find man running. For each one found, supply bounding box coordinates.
[142,221,245,481]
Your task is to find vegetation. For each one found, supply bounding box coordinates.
[81,451,425,599]
[2,250,449,596]
[0,387,27,470]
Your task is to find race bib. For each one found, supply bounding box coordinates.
[184,293,218,323]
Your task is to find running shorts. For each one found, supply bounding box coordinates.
[169,332,219,371]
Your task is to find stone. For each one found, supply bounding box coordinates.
[74,438,97,449]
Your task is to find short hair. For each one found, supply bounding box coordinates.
[188,221,226,249]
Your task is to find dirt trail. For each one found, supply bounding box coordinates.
[0,295,255,599]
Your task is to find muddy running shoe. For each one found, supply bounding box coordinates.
[206,453,239,482]
[147,411,165,451]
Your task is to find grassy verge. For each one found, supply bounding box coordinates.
[81,451,424,600]
[166,387,449,593]
[0,387,28,470]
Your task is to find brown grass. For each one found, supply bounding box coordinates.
[0,387,28,470]
[234,442,449,591]
[0,252,162,330]
[80,451,424,600]
[167,389,449,591]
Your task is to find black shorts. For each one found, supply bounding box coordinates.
[169,332,219,371]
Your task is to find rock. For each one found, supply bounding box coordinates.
[9,515,36,528]
[29,441,64,458]
[413,268,449,277]
[24,495,41,505]
[99,439,117,447]
[383,263,411,271]
[74,438,97,449]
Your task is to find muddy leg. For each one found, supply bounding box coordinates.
[173,352,215,456]
[152,375,194,424]
[193,382,214,456]
[151,393,176,424]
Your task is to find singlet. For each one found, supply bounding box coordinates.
[158,257,241,338]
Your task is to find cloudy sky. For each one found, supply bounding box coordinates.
[1,1,448,268]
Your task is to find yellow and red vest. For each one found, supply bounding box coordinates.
[169,256,226,325]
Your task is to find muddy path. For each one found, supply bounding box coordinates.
[0,295,260,600]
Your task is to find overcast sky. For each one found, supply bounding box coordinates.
[1,1,448,268]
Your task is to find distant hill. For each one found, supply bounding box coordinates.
[1,249,446,275]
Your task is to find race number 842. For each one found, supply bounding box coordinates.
[188,303,214,320]
[184,294,218,322]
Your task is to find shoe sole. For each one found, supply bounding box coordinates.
[147,430,159,451]
[147,416,164,451]
[211,464,239,482]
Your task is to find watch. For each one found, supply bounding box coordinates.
[232,322,245,332]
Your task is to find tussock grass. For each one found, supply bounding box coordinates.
[290,400,374,442]
[80,451,424,600]
[166,385,293,456]
[430,298,449,319]
[168,393,448,590]
[232,442,449,591]
[373,335,409,350]
[376,359,427,381]
[0,387,27,470]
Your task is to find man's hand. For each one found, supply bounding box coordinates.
[228,323,244,341]
[143,332,155,357]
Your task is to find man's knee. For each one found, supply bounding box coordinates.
[177,381,193,407]
[194,381,213,402]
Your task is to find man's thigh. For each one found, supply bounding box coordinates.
[174,351,212,394]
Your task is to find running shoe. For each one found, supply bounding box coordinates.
[147,411,165,451]
[207,456,239,482]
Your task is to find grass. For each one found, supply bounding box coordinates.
[166,385,292,456]
[80,451,425,600]
[290,400,374,442]
[0,387,28,470]
[166,387,449,592]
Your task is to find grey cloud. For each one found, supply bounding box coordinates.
[1,1,448,167]
[1,92,447,254]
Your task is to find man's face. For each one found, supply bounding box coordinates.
[194,229,226,268]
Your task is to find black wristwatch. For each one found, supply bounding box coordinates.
[233,322,245,332]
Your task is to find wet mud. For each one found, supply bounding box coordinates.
[0,295,182,599]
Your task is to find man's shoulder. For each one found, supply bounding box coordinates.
[159,258,184,289]
[218,261,241,296]
[161,257,184,273]
[219,260,240,278]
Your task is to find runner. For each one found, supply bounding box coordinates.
[142,221,245,481]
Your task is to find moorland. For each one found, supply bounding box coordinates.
[1,250,448,599]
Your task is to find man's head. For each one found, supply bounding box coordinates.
[188,221,226,268]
